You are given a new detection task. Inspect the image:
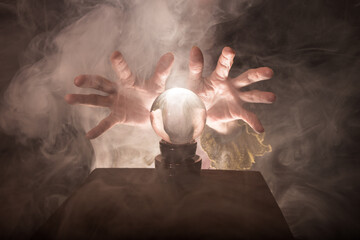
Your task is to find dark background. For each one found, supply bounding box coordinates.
[0,0,359,239]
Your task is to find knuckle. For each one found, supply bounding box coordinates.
[219,58,230,69]
[190,64,203,74]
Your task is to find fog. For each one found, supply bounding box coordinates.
[0,0,359,239]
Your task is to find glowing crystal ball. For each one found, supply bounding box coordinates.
[150,88,206,144]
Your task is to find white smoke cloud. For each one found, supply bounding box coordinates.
[1,0,231,169]
[1,0,358,239]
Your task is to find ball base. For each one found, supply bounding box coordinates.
[155,140,202,178]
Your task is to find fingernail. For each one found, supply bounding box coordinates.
[74,76,83,86]
[264,68,274,77]
[85,132,93,139]
[265,93,276,103]
[269,93,276,102]
[258,127,265,133]
[223,46,235,56]
[163,53,174,64]
[111,51,122,60]
[64,94,73,104]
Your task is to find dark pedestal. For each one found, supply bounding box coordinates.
[33,168,293,239]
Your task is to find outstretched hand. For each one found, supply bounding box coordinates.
[65,51,174,139]
[66,46,274,139]
[188,46,275,134]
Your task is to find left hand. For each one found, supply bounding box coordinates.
[188,46,276,134]
[65,51,174,139]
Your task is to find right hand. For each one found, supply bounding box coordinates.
[188,46,276,134]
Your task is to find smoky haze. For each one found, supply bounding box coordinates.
[0,0,359,239]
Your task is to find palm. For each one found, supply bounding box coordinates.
[65,51,174,139]
[109,86,154,125]
[188,47,275,134]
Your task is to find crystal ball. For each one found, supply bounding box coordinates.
[150,88,206,144]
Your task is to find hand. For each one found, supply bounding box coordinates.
[65,51,174,139]
[188,46,275,134]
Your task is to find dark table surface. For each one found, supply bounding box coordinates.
[34,168,293,239]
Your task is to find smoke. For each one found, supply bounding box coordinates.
[0,0,359,239]
[1,0,235,169]
[213,1,360,239]
[0,0,239,237]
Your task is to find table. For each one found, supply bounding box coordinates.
[34,168,293,239]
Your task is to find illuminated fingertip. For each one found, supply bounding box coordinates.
[110,51,122,60]
[257,67,274,79]
[64,94,74,104]
[257,126,265,133]
[86,131,97,139]
[190,46,204,65]
[222,46,235,57]
[162,52,174,65]
[269,93,276,102]
[191,45,201,53]
[74,76,84,86]
[263,67,274,77]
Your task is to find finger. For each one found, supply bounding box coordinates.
[110,51,136,86]
[238,90,276,103]
[231,67,273,88]
[86,114,118,139]
[64,94,111,107]
[74,75,117,94]
[148,52,174,93]
[210,47,235,81]
[189,46,204,82]
[233,109,264,133]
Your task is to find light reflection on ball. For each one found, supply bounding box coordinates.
[150,88,206,144]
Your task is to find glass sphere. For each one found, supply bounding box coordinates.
[150,88,206,144]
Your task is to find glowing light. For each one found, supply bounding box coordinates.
[150,88,206,144]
